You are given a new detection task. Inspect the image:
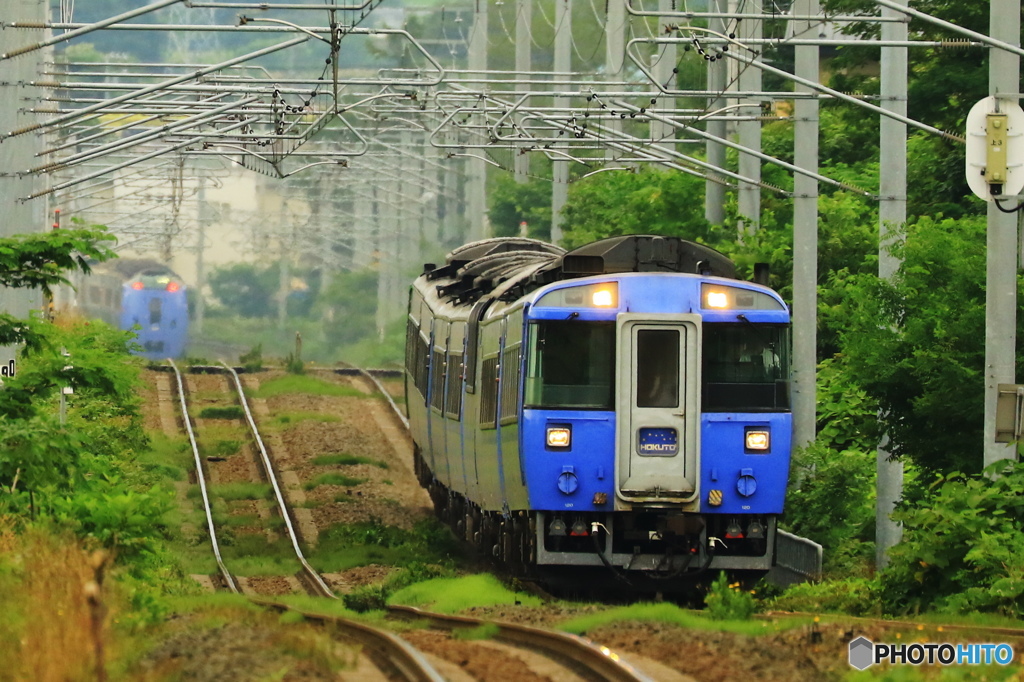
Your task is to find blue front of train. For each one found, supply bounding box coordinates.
[519,273,791,574]
[120,273,189,360]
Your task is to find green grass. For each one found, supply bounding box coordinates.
[304,473,367,490]
[249,374,368,399]
[198,405,244,420]
[306,519,462,574]
[273,412,341,427]
[137,433,191,481]
[209,482,273,501]
[222,536,303,576]
[560,602,813,637]
[207,439,242,457]
[387,574,542,614]
[312,453,389,469]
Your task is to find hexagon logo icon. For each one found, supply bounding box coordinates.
[849,636,874,670]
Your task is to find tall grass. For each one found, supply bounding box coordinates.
[0,525,105,681]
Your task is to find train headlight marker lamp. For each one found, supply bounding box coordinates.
[131,281,144,290]
[166,281,180,293]
[705,290,729,308]
[745,428,770,452]
[546,426,571,448]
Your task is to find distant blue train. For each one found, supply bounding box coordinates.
[405,235,792,586]
[78,259,189,359]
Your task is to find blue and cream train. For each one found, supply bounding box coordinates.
[77,259,189,360]
[405,235,792,584]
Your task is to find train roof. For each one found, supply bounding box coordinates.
[94,258,183,281]
[419,235,736,307]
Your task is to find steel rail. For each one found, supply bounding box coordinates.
[249,599,446,682]
[167,360,240,593]
[388,604,655,682]
[218,362,337,600]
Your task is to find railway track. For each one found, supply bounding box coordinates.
[164,361,447,681]
[161,362,659,681]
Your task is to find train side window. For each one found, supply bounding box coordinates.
[499,343,522,424]
[149,298,162,325]
[636,329,679,408]
[430,349,446,412]
[479,356,499,427]
[444,352,463,419]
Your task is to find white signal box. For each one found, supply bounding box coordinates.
[966,96,1024,201]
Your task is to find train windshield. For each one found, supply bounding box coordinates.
[524,321,615,409]
[702,323,790,411]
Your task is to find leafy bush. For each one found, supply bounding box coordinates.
[769,578,882,616]
[53,486,174,560]
[704,572,756,621]
[881,460,1024,618]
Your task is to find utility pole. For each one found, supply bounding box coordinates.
[515,0,532,181]
[984,0,1021,469]
[705,0,728,225]
[650,0,677,151]
[550,0,571,244]
[737,6,762,235]
[791,0,820,452]
[604,0,626,164]
[876,0,908,569]
[467,0,489,241]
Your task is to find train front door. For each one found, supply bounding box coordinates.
[616,314,700,502]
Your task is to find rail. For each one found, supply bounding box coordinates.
[167,359,240,593]
[388,604,655,682]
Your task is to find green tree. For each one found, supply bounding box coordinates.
[560,168,713,248]
[0,228,115,350]
[489,174,552,240]
[828,214,998,474]
[207,262,279,318]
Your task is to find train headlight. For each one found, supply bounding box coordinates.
[705,289,729,308]
[592,288,615,307]
[745,428,770,453]
[546,426,571,448]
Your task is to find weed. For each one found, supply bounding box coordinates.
[273,412,341,427]
[304,473,367,490]
[704,572,756,621]
[210,482,273,501]
[343,585,388,613]
[210,439,242,457]
[249,374,364,399]
[240,344,263,372]
[388,574,542,614]
[452,623,500,641]
[285,352,304,375]
[198,405,244,420]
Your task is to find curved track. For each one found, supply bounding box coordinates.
[164,362,447,682]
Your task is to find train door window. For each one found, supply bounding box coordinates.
[149,298,162,325]
[636,329,679,408]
